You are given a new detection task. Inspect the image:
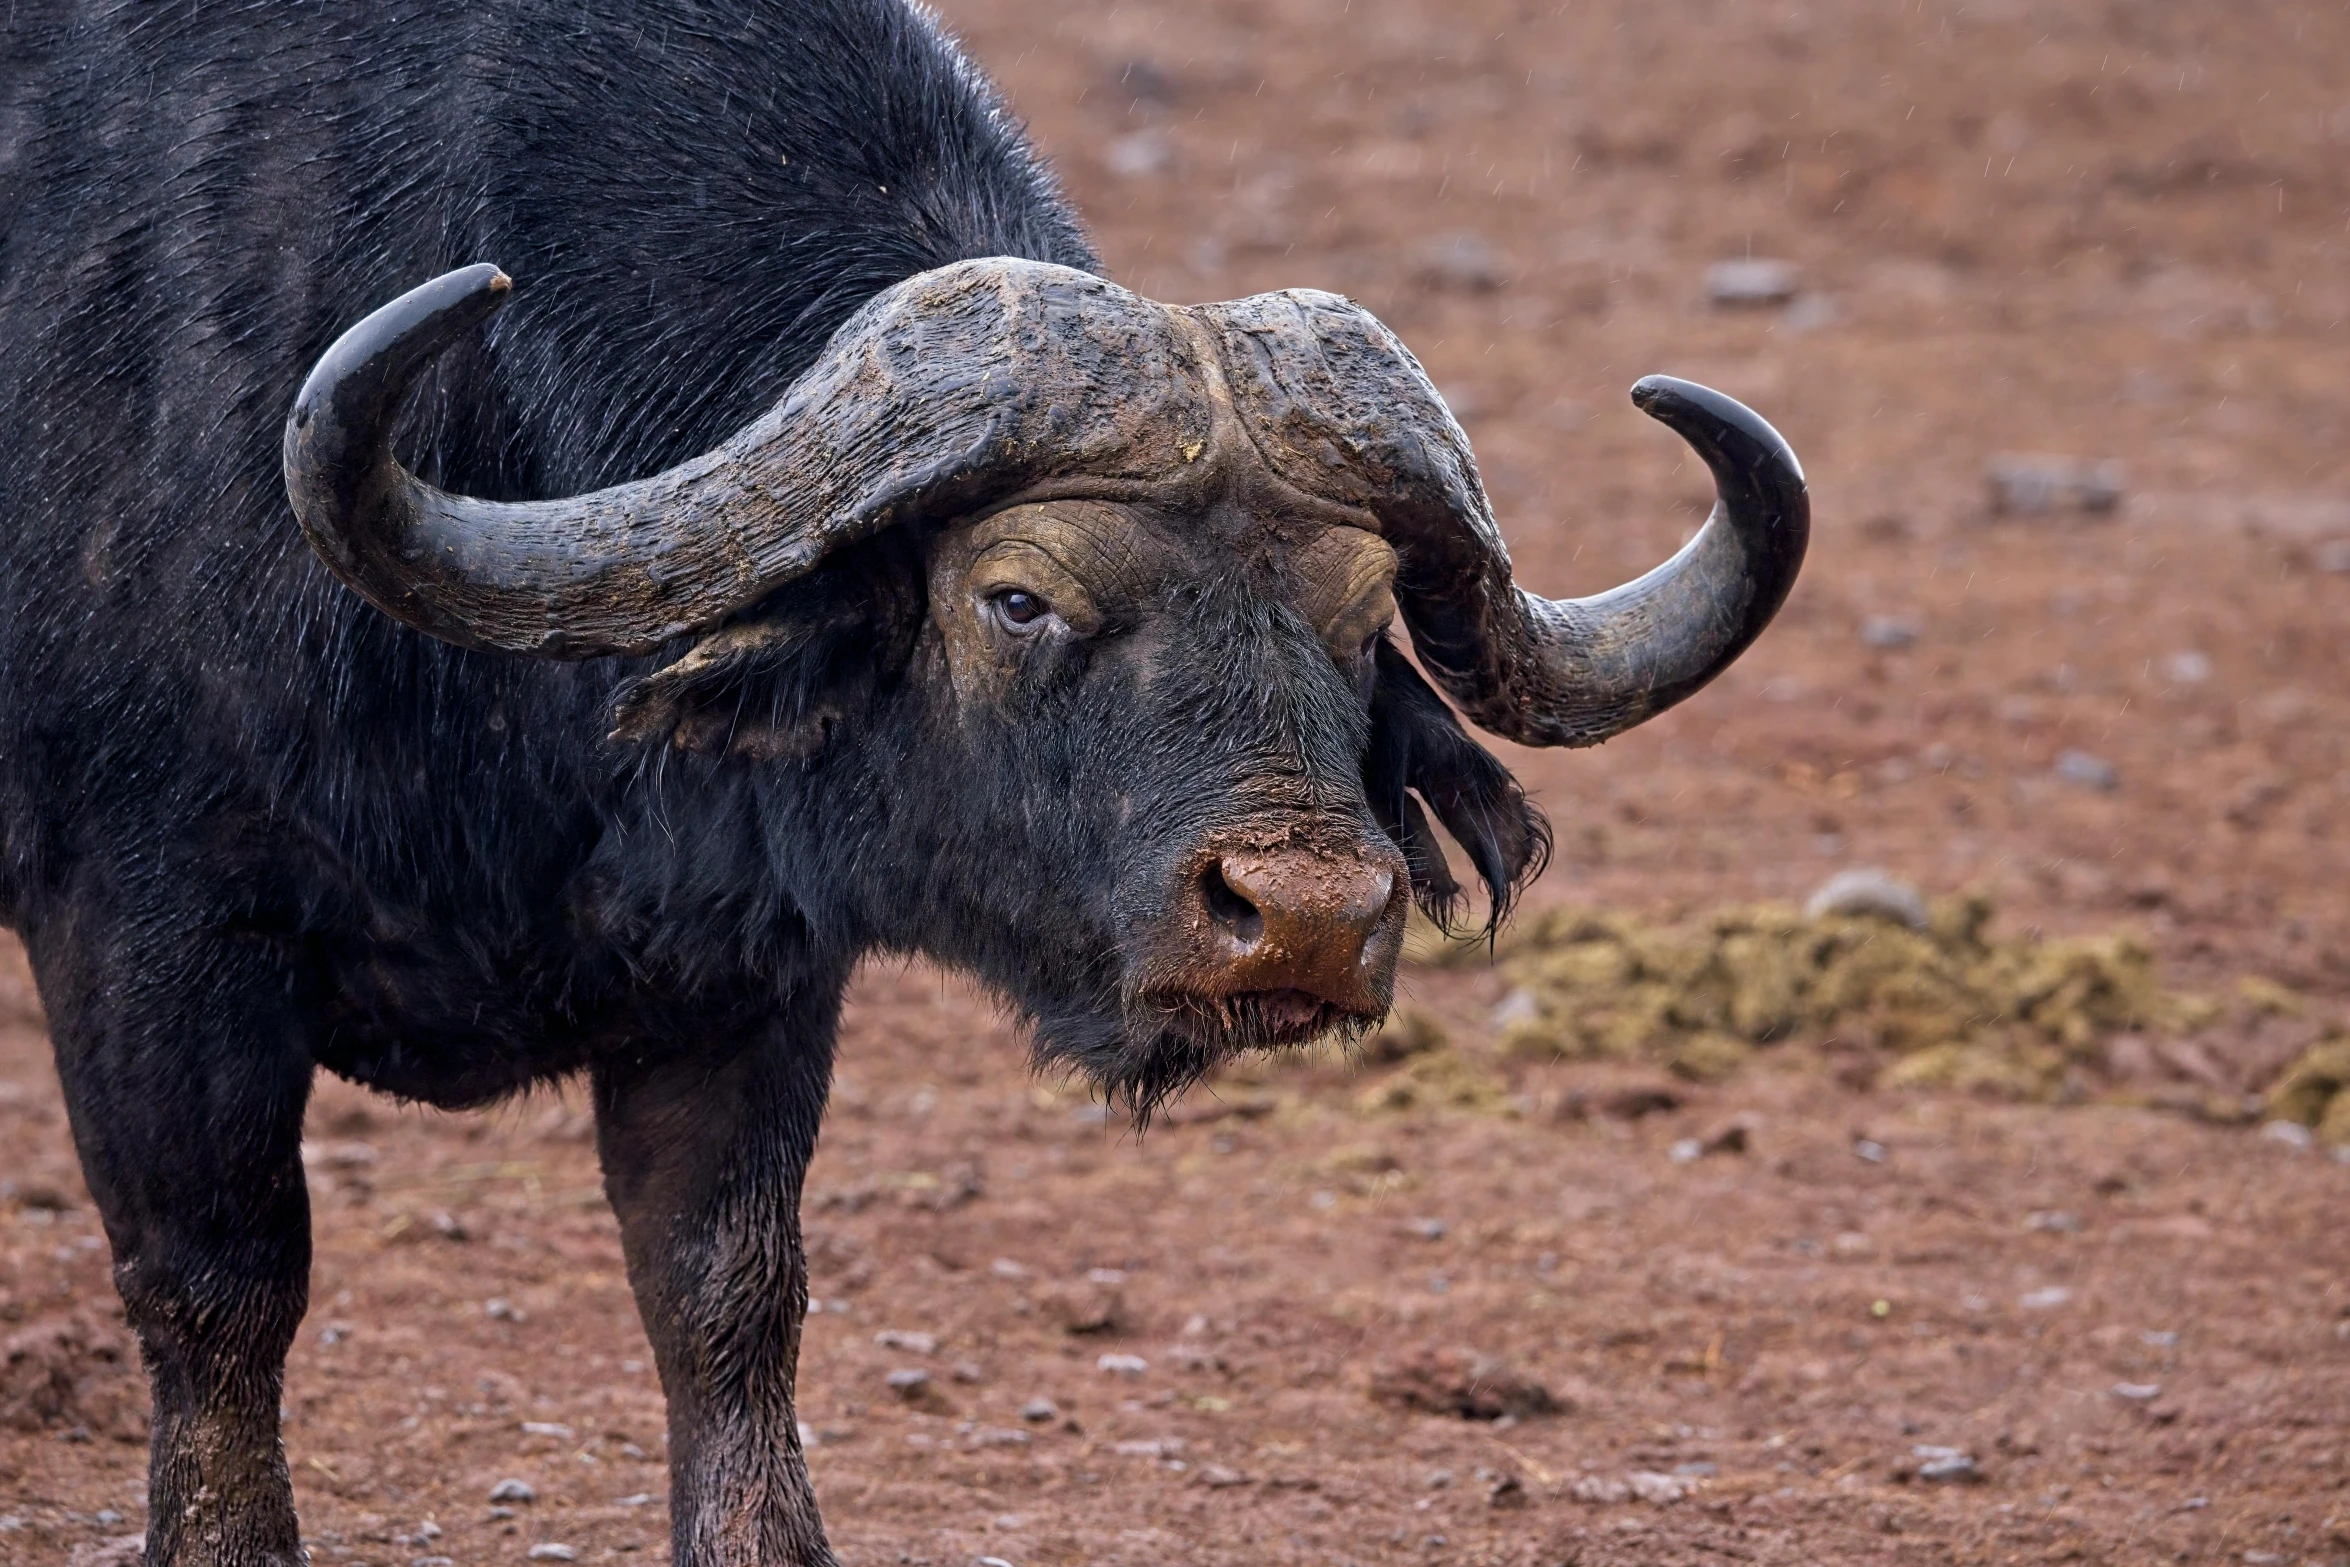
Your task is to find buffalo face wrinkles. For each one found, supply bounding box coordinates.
[900,495,1487,1114]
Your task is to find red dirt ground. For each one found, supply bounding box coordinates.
[5,0,2349,1562]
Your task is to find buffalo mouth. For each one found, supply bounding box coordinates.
[1137,985,1384,1054]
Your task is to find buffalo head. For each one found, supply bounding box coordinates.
[283,259,1806,1112]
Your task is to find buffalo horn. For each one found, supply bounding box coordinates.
[281,259,1216,656]
[1193,288,1808,749]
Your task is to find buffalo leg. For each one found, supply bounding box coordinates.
[593,1002,840,1567]
[36,925,314,1567]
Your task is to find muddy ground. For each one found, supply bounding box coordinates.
[4,0,2349,1562]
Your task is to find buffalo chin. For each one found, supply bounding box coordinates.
[1028,990,1378,1125]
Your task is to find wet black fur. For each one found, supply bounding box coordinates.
[0,2,1545,1560]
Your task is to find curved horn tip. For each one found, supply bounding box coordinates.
[292,263,512,420]
[1628,373,1805,486]
[288,264,514,459]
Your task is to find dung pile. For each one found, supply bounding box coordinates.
[1480,889,2218,1098]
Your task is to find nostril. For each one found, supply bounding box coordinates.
[1200,862,1265,944]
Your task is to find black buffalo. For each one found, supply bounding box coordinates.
[0,1,1807,1561]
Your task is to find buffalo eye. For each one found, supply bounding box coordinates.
[990,589,1050,630]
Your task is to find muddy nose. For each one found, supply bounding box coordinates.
[1198,849,1403,1017]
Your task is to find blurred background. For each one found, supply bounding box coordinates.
[953,0,2350,986]
[3,3,2346,1565]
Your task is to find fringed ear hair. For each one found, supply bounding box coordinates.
[1366,640,1551,936]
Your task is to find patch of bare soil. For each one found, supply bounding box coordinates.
[6,953,2350,1566]
[6,0,2350,1561]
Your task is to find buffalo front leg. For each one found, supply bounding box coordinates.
[593,1005,840,1567]
[34,920,314,1567]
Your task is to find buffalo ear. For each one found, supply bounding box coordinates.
[607,619,837,759]
[1366,638,1552,933]
[607,545,920,760]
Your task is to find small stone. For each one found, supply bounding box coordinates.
[1104,130,1173,178]
[1568,1475,1632,1505]
[874,1329,938,1356]
[1488,1472,1530,1509]
[1627,1470,1689,1504]
[1019,1397,1060,1423]
[1112,1438,1182,1458]
[2164,650,2213,683]
[1404,1217,1447,1240]
[1853,1138,1888,1164]
[951,1360,985,1383]
[1859,615,1919,649]
[487,1479,536,1504]
[1039,1279,1126,1336]
[1096,1353,1150,1377]
[1199,1464,1250,1488]
[302,1139,378,1170]
[971,1427,1031,1448]
[1668,1138,1704,1165]
[1912,1445,1981,1484]
[7,1181,71,1212]
[1490,987,1540,1028]
[1164,1341,1225,1371]
[1425,1468,1455,1489]
[2026,1210,2081,1233]
[519,1421,572,1438]
[614,1493,652,1507]
[2260,1119,2314,1152]
[1706,258,1800,307]
[2055,750,2119,791]
[1985,454,2125,516]
[525,1547,577,1563]
[1672,1462,1720,1478]
[989,1258,1028,1279]
[2019,1286,2072,1310]
[885,1368,932,1397]
[2112,1382,2162,1401]
[1807,868,1929,930]
[485,1298,525,1322]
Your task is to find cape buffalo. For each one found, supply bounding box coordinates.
[0,0,1807,1560]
